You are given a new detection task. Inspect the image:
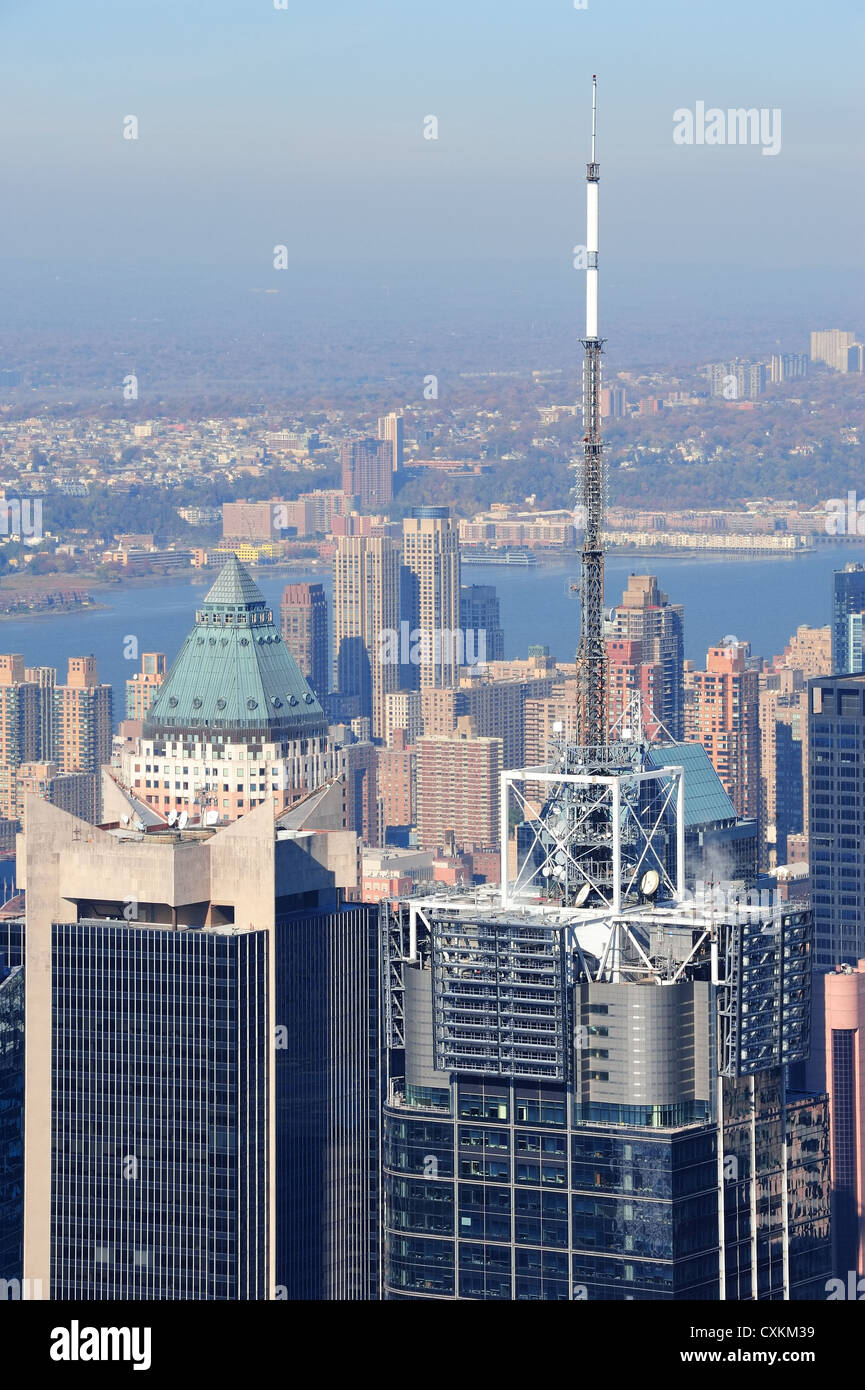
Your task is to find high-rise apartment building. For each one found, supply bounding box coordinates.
[377,729,416,842]
[833,565,865,672]
[125,652,166,721]
[759,668,809,869]
[20,797,381,1300]
[383,689,423,748]
[686,639,760,821]
[605,576,685,738]
[341,438,393,509]
[333,535,400,741]
[416,717,502,853]
[770,352,809,383]
[24,665,55,762]
[810,329,864,374]
[281,583,329,705]
[0,655,40,819]
[54,656,112,777]
[377,412,404,473]
[402,509,461,691]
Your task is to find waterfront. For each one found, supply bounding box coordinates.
[0,545,861,698]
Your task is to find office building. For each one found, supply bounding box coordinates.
[0,944,23,1288]
[377,413,404,473]
[807,962,865,1279]
[281,583,329,705]
[341,438,393,509]
[808,672,865,971]
[333,535,400,741]
[20,796,381,1300]
[834,565,865,672]
[125,653,166,721]
[460,584,505,663]
[402,510,461,691]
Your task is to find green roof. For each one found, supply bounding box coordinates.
[144,555,327,741]
[645,742,737,828]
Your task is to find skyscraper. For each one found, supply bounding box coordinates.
[808,672,865,971]
[120,556,329,822]
[333,535,400,741]
[605,576,685,739]
[54,656,112,776]
[402,509,461,691]
[460,584,505,663]
[377,412,404,473]
[686,638,761,821]
[0,655,41,819]
[341,438,393,508]
[280,582,329,705]
[21,797,381,1300]
[813,962,865,1279]
[833,564,865,673]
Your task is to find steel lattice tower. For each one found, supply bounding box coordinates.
[576,76,607,750]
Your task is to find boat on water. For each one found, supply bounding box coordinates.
[462,548,538,568]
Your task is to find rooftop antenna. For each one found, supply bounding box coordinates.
[575,72,607,750]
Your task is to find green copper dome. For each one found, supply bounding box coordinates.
[143,555,327,740]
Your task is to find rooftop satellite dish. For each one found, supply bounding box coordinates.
[575,883,591,907]
[640,869,660,898]
[167,809,178,826]
[120,814,129,825]
[552,721,563,733]
[205,810,218,827]
[177,811,189,830]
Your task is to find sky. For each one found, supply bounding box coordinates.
[0,0,862,351]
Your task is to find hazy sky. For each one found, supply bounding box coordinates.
[1,0,862,279]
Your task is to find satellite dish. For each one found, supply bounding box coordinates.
[167,809,178,826]
[133,816,145,832]
[177,811,189,830]
[575,883,591,907]
[205,810,218,827]
[541,865,552,877]
[640,869,660,898]
[120,814,129,825]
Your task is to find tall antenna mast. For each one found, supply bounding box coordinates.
[576,73,607,749]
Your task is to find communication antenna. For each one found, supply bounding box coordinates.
[575,74,607,751]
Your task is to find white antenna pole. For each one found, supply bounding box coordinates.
[586,75,600,340]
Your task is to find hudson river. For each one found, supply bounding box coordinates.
[2,545,864,696]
